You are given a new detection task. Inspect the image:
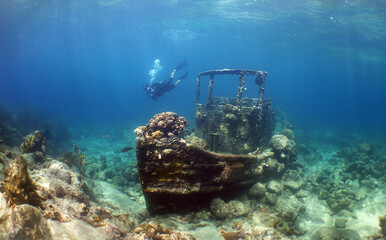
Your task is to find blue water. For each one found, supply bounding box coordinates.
[1,0,385,137]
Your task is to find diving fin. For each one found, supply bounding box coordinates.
[175,61,188,70]
[180,71,188,80]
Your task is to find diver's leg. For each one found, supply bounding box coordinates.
[171,61,188,78]
[174,79,182,86]
[175,61,188,71]
[174,72,188,86]
[180,71,188,80]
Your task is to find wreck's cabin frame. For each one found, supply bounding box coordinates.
[195,69,272,154]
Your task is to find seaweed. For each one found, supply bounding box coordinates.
[0,156,44,208]
[20,130,46,154]
[60,144,87,173]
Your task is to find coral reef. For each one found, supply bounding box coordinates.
[0,144,140,239]
[209,198,254,219]
[0,156,44,208]
[313,226,361,240]
[248,182,266,199]
[20,130,46,154]
[304,142,386,215]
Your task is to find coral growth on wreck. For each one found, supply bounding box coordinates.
[134,112,189,147]
[146,112,189,136]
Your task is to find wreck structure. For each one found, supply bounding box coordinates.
[195,69,274,154]
[135,69,275,214]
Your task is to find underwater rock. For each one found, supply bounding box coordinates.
[45,161,89,202]
[326,197,352,214]
[20,130,46,154]
[284,179,303,193]
[1,156,43,208]
[129,221,196,240]
[358,142,373,155]
[122,167,139,183]
[263,157,285,175]
[315,169,331,183]
[100,155,107,169]
[104,213,136,235]
[84,162,99,179]
[295,189,309,198]
[220,226,284,240]
[367,163,386,178]
[37,160,130,229]
[0,202,52,239]
[334,218,347,228]
[104,169,114,180]
[266,180,283,194]
[209,198,228,219]
[32,151,46,163]
[272,195,305,236]
[49,182,65,198]
[220,229,248,240]
[280,128,295,140]
[313,227,360,240]
[269,134,290,151]
[274,219,303,236]
[269,134,296,163]
[318,189,329,200]
[336,209,357,220]
[48,161,72,184]
[248,182,267,199]
[210,198,247,219]
[380,215,386,236]
[60,144,87,172]
[112,175,127,187]
[264,192,278,205]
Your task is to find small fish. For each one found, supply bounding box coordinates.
[120,147,133,153]
[102,134,111,138]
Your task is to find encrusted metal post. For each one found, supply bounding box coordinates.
[196,76,201,104]
[256,71,267,122]
[207,73,215,105]
[237,74,245,104]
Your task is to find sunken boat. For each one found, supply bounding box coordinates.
[135,69,276,214]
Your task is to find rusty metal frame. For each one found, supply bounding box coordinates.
[196,69,267,117]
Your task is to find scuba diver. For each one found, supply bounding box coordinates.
[143,61,188,100]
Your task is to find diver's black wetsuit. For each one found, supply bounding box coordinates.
[144,61,188,100]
